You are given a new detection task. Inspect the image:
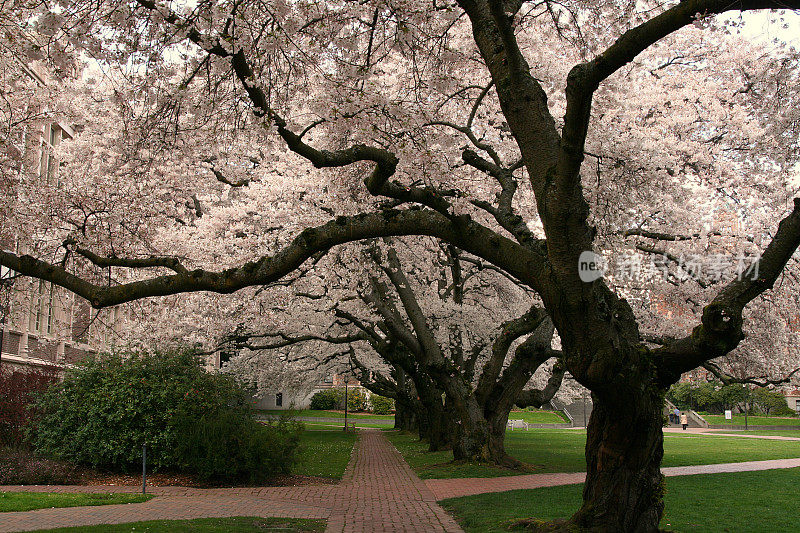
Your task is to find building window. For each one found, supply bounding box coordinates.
[88,306,119,349]
[219,349,237,368]
[29,279,54,336]
[39,124,63,185]
[275,393,283,407]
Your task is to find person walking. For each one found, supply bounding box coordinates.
[672,407,680,425]
[680,412,688,430]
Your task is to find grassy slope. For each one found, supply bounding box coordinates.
[440,468,800,532]
[294,430,357,479]
[703,414,800,426]
[388,428,800,479]
[0,492,153,513]
[32,517,325,533]
[507,410,570,424]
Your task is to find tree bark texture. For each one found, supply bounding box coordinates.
[569,391,666,533]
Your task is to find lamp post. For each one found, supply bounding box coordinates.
[344,379,349,432]
[744,387,750,431]
[582,391,587,427]
[0,264,15,369]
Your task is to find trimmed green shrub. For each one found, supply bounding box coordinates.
[171,411,301,484]
[31,349,296,480]
[308,387,372,412]
[309,388,344,410]
[369,394,394,415]
[346,388,367,412]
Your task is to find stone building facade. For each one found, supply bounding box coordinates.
[0,62,120,372]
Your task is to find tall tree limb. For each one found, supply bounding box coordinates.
[0,209,550,308]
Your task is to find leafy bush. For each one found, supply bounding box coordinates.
[0,447,79,484]
[171,411,301,484]
[752,388,795,416]
[31,350,262,474]
[369,394,394,415]
[346,388,367,412]
[309,388,344,410]
[0,366,59,446]
[308,388,368,412]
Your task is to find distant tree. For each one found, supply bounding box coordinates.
[224,240,565,462]
[752,387,793,415]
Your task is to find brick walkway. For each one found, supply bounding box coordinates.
[425,457,800,500]
[0,430,462,533]
[4,431,799,531]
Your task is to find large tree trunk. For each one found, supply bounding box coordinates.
[451,395,508,464]
[394,400,418,431]
[421,395,451,451]
[486,408,515,464]
[568,392,666,533]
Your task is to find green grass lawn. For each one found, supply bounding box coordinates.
[388,428,800,479]
[386,430,585,479]
[294,430,357,479]
[440,468,800,532]
[31,517,325,532]
[0,492,153,513]
[703,414,800,426]
[507,410,569,424]
[258,409,394,420]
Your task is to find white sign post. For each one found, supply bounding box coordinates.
[724,410,732,420]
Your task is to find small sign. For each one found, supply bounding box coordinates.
[725,410,732,420]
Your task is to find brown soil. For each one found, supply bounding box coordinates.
[75,469,337,488]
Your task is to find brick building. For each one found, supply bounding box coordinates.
[0,62,120,372]
[253,372,364,411]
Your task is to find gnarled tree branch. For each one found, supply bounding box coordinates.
[654,198,800,381]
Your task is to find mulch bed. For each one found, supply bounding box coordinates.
[76,470,338,488]
[1,448,336,488]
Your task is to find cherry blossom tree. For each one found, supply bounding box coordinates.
[221,238,565,462]
[3,1,800,530]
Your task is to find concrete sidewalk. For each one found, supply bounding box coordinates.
[664,427,800,440]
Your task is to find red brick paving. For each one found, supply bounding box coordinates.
[4,429,799,531]
[0,430,462,533]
